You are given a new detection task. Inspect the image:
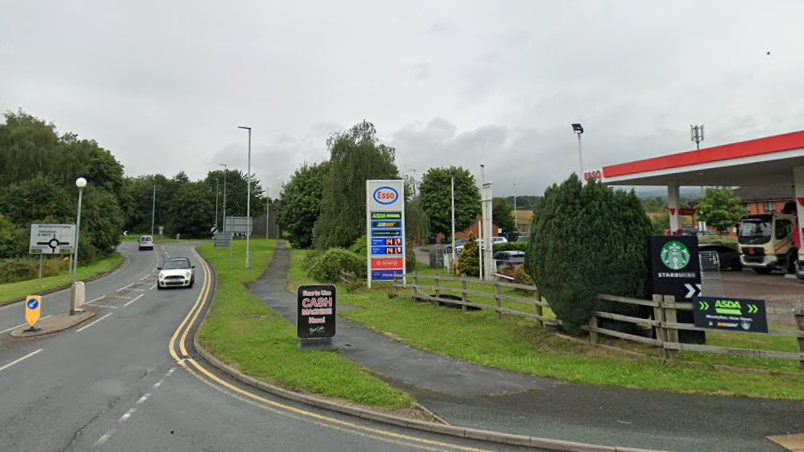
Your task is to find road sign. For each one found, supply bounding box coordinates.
[693,296,768,333]
[214,232,231,247]
[297,284,336,339]
[29,224,76,255]
[367,181,406,287]
[25,295,41,327]
[225,216,252,234]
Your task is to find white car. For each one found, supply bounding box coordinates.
[158,257,195,289]
[456,237,508,254]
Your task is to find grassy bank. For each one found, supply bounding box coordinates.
[0,253,124,306]
[196,240,413,410]
[288,249,804,400]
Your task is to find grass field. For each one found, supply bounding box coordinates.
[0,253,124,306]
[288,249,804,400]
[196,240,413,410]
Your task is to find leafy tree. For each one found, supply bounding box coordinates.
[277,161,330,248]
[642,196,667,213]
[527,175,653,335]
[419,167,480,241]
[492,197,516,233]
[458,232,479,276]
[169,181,215,238]
[0,215,28,258]
[0,175,73,225]
[79,187,125,260]
[504,195,541,211]
[313,121,399,250]
[695,187,747,233]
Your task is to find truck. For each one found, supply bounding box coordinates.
[737,202,800,274]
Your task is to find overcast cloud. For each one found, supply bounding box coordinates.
[3,0,804,198]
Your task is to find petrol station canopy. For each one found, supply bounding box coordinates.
[601,130,804,187]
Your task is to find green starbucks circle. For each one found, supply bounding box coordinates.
[660,241,690,270]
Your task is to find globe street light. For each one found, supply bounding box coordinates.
[71,177,87,315]
[450,170,456,266]
[238,126,252,269]
[571,123,584,177]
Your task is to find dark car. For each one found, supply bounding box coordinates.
[493,250,526,276]
[699,244,742,271]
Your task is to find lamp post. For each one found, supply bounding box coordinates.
[571,123,584,177]
[151,185,156,236]
[214,179,219,231]
[238,126,252,269]
[513,181,517,234]
[219,163,227,232]
[71,177,87,315]
[691,124,706,199]
[450,170,456,266]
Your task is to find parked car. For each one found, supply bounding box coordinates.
[455,236,508,254]
[138,235,154,251]
[698,244,742,271]
[492,236,508,245]
[493,250,526,276]
[445,238,467,254]
[157,257,196,289]
[514,235,530,242]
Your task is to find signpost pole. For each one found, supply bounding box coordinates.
[38,255,43,279]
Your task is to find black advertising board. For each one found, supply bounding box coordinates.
[648,235,702,300]
[693,297,768,333]
[297,284,336,339]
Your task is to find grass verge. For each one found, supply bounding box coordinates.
[0,253,124,306]
[196,239,413,410]
[288,249,804,400]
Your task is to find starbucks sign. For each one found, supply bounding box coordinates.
[648,235,701,299]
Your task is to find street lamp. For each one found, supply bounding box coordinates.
[571,123,584,177]
[214,179,219,231]
[238,126,252,269]
[219,163,227,232]
[71,177,87,315]
[450,170,456,266]
[151,185,156,236]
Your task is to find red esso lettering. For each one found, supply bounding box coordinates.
[378,192,395,200]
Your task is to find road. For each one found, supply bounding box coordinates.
[0,242,536,452]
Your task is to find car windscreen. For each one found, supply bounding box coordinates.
[738,220,771,245]
[163,260,190,270]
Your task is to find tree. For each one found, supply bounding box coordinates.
[492,198,516,234]
[504,195,541,211]
[419,167,480,241]
[642,196,667,213]
[313,121,399,250]
[527,175,653,335]
[458,232,479,276]
[277,161,331,248]
[169,181,215,238]
[695,187,747,233]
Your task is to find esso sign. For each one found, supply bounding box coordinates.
[584,169,603,181]
[373,186,399,205]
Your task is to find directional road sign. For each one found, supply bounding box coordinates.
[29,224,76,255]
[25,295,41,327]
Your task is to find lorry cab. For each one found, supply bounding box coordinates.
[738,212,798,274]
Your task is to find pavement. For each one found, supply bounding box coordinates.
[247,242,804,452]
[0,241,539,452]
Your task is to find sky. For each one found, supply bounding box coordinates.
[3,0,804,199]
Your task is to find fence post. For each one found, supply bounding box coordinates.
[589,314,598,344]
[663,295,679,359]
[795,311,804,371]
[653,294,669,360]
[461,273,468,311]
[393,273,399,295]
[534,288,544,329]
[413,271,419,300]
[434,274,441,306]
[494,280,502,319]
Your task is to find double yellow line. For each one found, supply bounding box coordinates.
[168,248,495,452]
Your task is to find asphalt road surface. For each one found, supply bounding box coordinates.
[0,242,537,452]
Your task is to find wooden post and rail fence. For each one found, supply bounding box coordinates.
[393,271,804,371]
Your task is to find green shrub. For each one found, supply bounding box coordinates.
[698,234,738,247]
[306,248,367,283]
[350,234,368,256]
[512,264,535,295]
[493,242,528,252]
[405,239,416,272]
[527,176,653,335]
[458,232,479,276]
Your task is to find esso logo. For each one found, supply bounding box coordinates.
[373,186,399,205]
[584,169,603,181]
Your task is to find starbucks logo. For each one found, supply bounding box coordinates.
[660,241,690,270]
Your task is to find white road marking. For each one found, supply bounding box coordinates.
[166,367,177,376]
[149,284,158,291]
[76,313,112,332]
[153,379,165,388]
[128,288,145,291]
[0,349,43,373]
[136,393,151,404]
[0,316,52,334]
[119,408,136,423]
[95,430,114,446]
[85,296,105,304]
[112,296,132,299]
[120,282,135,290]
[90,304,118,309]
[123,294,144,307]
